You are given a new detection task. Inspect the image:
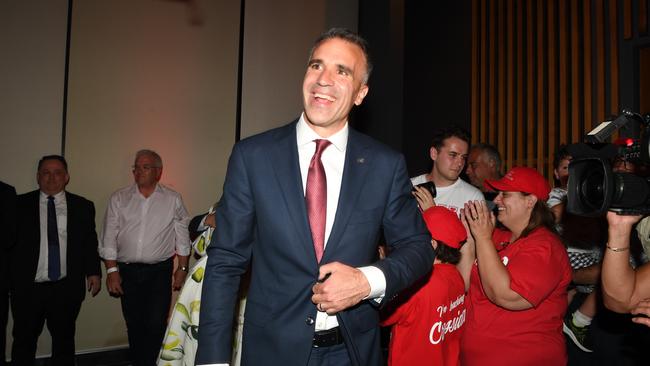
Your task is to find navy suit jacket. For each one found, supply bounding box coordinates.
[196,121,434,365]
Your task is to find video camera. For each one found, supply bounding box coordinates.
[567,110,650,216]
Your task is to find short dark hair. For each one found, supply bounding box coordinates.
[38,155,68,172]
[431,125,471,150]
[309,27,373,83]
[553,144,571,169]
[472,143,502,172]
[433,241,462,265]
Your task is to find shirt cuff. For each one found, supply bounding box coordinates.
[98,247,117,261]
[358,265,386,299]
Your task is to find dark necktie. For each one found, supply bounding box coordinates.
[47,195,61,281]
[306,139,332,262]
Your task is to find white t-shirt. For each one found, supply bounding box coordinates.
[411,174,484,216]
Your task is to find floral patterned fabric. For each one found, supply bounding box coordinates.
[158,211,246,366]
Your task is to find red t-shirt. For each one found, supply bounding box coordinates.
[461,227,571,366]
[381,264,466,366]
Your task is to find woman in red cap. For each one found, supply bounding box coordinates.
[459,167,572,366]
[381,206,467,366]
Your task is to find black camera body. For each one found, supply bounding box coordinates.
[567,157,650,216]
[413,181,437,198]
[567,111,650,216]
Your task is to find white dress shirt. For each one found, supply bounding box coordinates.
[296,115,386,330]
[99,183,190,263]
[36,190,67,282]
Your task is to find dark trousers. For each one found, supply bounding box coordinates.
[119,259,173,366]
[10,278,82,366]
[307,343,352,366]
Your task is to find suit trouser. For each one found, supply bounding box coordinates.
[118,258,172,366]
[307,343,352,366]
[11,278,82,366]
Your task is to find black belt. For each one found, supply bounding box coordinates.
[118,257,173,267]
[313,327,343,348]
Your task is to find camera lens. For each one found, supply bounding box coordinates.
[580,170,605,209]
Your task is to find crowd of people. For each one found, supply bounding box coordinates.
[1,27,650,366]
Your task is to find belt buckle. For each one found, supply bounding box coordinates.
[312,327,342,348]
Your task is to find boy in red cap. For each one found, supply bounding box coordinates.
[381,206,467,366]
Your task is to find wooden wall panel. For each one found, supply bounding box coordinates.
[506,0,514,172]
[536,0,546,174]
[516,0,524,169]
[470,0,627,184]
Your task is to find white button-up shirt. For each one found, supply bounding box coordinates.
[36,190,67,282]
[99,183,190,263]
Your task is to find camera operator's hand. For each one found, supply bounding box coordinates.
[631,299,650,328]
[602,211,646,313]
[413,185,436,211]
[606,211,643,232]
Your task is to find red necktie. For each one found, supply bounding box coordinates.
[306,139,331,262]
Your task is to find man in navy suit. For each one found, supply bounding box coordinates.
[196,28,434,366]
[10,155,101,366]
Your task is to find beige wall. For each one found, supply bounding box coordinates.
[64,0,241,354]
[241,0,358,138]
[1,0,356,359]
[0,0,68,190]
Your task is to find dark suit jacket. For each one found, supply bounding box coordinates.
[10,190,101,303]
[0,182,16,292]
[196,121,434,365]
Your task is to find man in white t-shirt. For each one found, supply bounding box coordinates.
[411,126,483,216]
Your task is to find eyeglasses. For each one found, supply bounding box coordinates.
[132,165,160,172]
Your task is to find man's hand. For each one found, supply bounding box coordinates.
[173,269,188,291]
[87,275,101,297]
[412,185,436,211]
[106,272,124,297]
[311,262,370,315]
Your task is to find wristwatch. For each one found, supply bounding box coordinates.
[180,265,189,272]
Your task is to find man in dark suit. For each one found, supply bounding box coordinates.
[0,181,16,366]
[10,155,101,366]
[196,28,434,366]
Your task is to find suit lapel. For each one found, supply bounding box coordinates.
[268,122,315,260]
[323,130,370,260]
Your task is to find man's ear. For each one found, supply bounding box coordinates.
[430,147,438,161]
[354,84,369,106]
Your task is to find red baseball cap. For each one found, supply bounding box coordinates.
[484,167,551,201]
[422,206,467,249]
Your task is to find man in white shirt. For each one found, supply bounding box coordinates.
[195,28,433,366]
[100,149,190,366]
[411,126,484,216]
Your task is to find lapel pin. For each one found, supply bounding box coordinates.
[356,158,365,164]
